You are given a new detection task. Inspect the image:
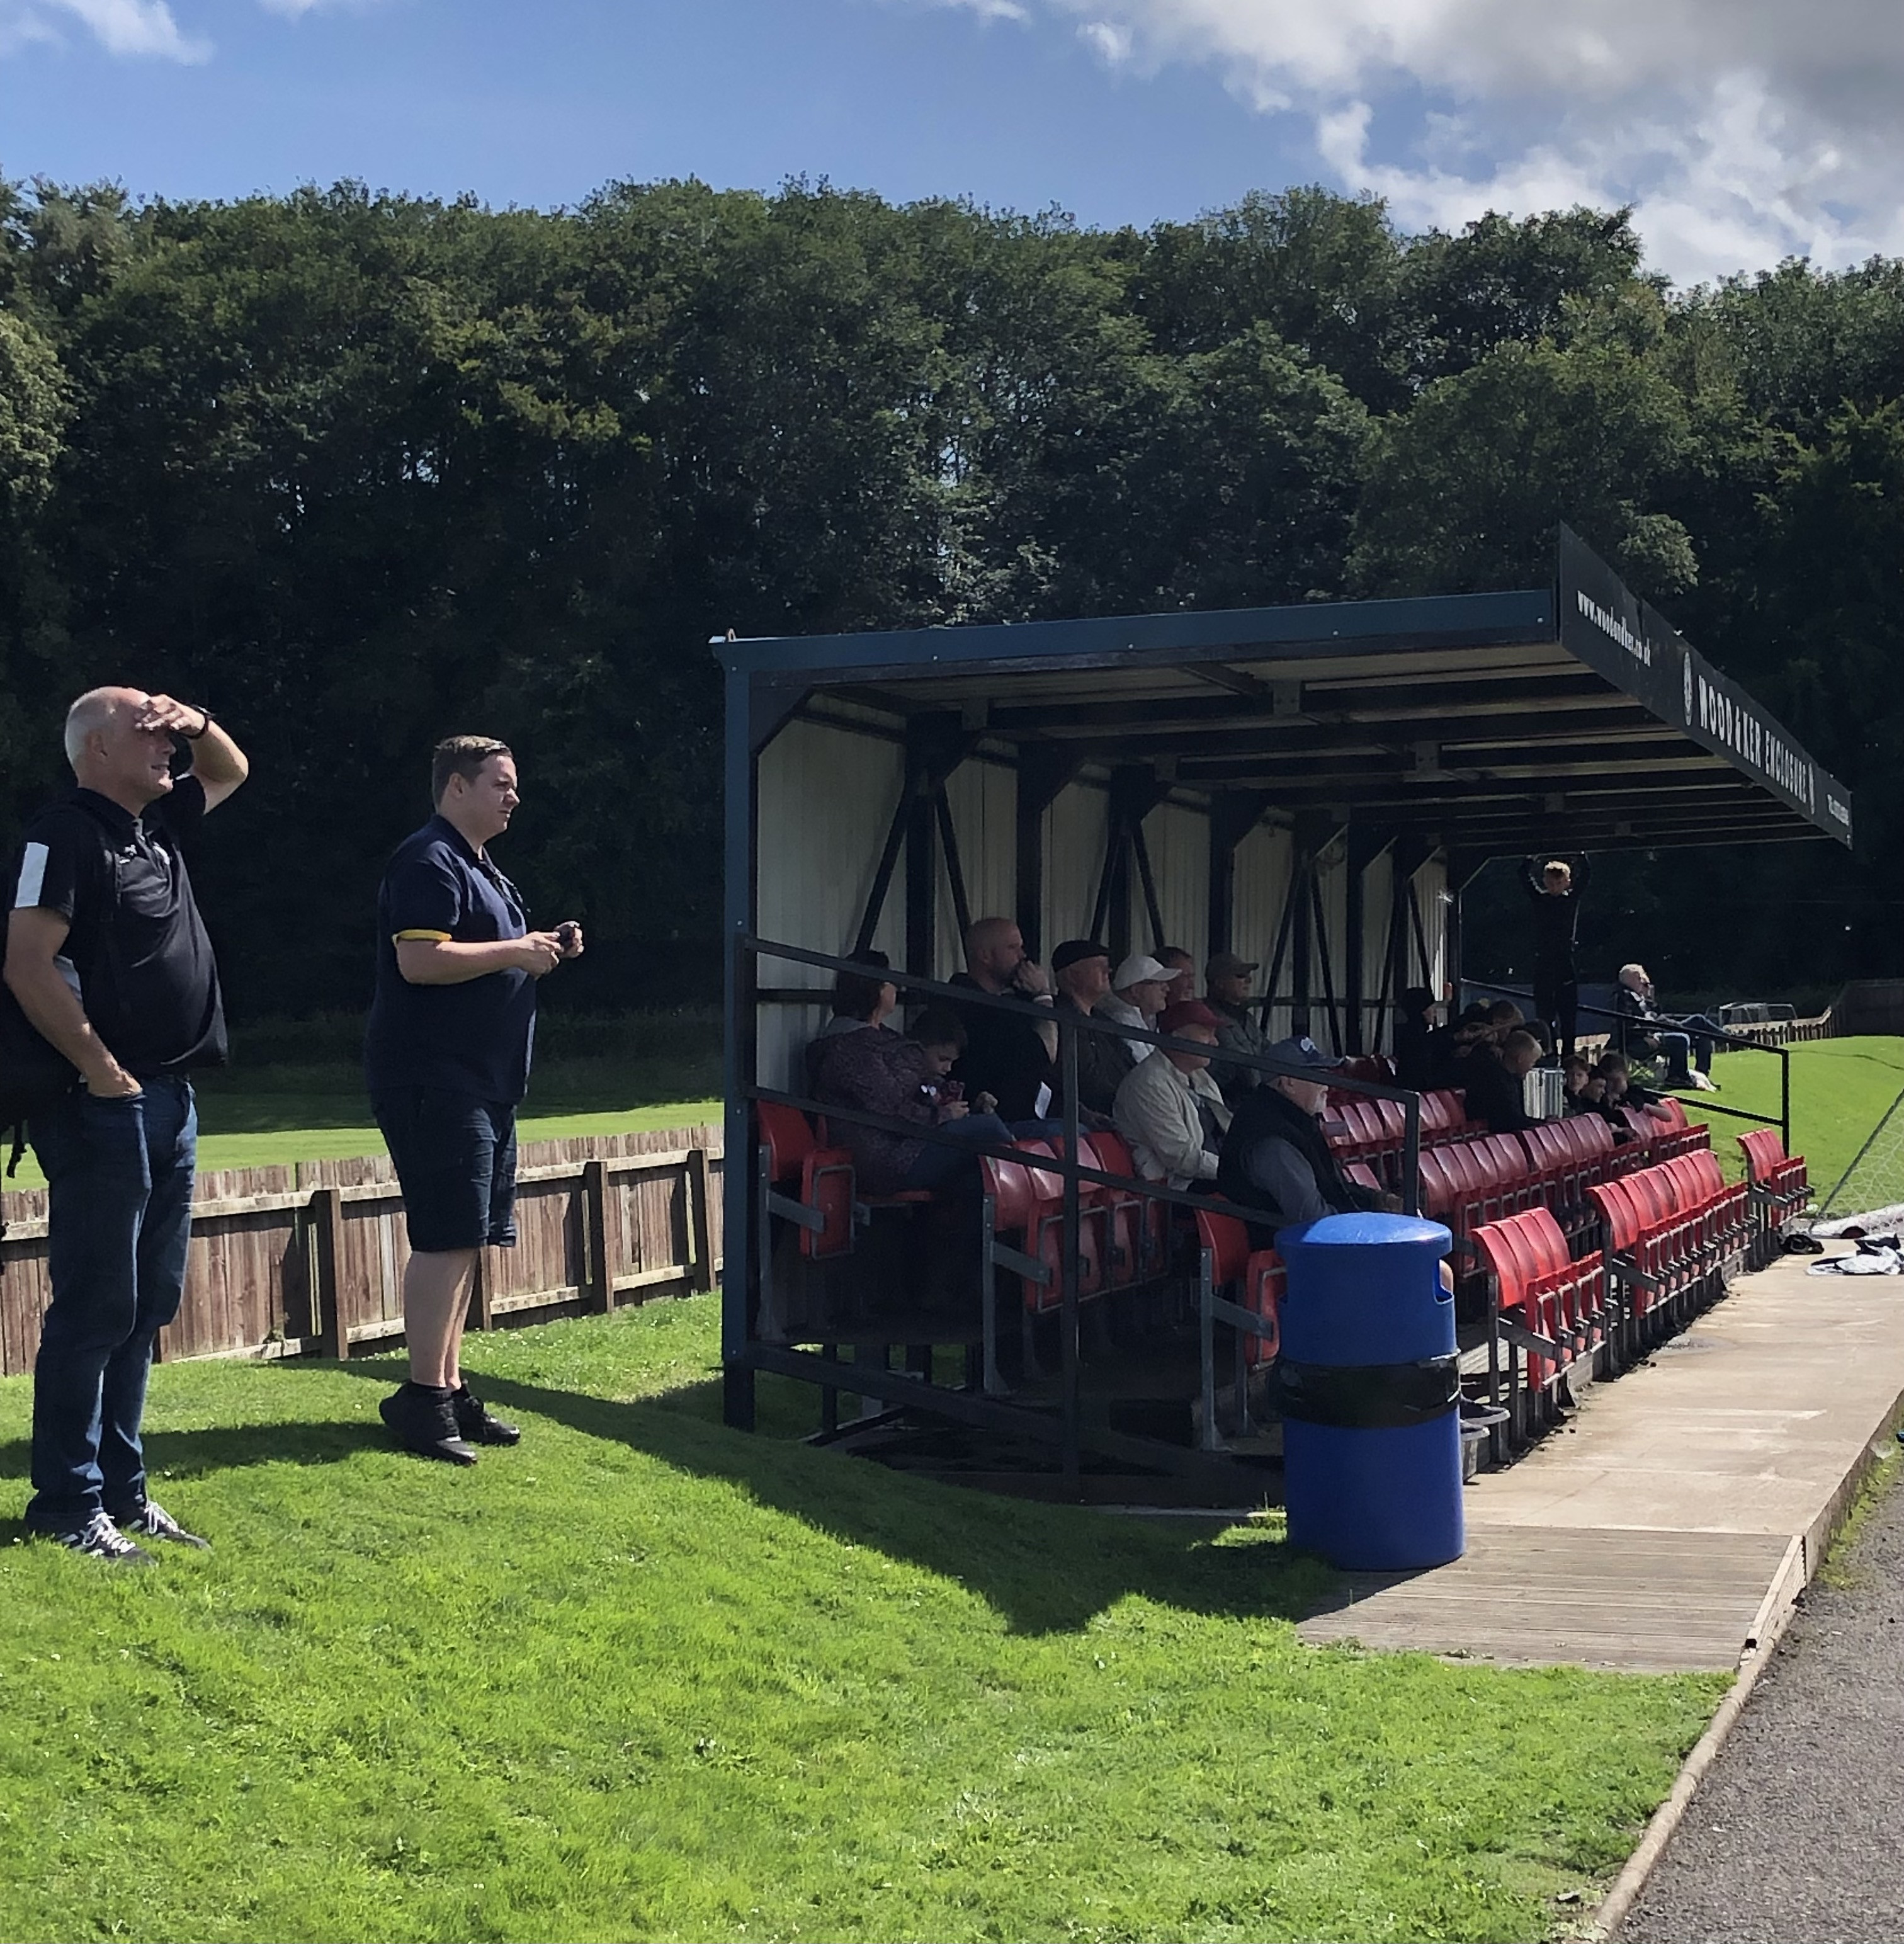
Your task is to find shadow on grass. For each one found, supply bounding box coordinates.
[296,1359,1335,1637]
[0,1419,389,1497]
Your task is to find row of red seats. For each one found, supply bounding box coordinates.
[1473,1205,1609,1407]
[1476,1147,1757,1437]
[1738,1128,1810,1266]
[1324,1088,1479,1175]
[1587,1150,1749,1353]
[1618,1096,1709,1162]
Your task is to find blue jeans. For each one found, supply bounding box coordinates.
[902,1114,1060,1190]
[25,1077,198,1532]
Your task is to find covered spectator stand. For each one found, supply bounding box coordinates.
[717,527,1852,1495]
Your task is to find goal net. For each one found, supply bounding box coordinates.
[1814,1083,1904,1236]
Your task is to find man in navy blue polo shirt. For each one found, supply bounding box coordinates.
[365,736,582,1464]
[5,686,249,1562]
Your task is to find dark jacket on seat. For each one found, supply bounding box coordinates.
[1053,992,1133,1120]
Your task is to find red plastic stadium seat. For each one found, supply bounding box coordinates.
[1194,1207,1285,1368]
[756,1100,855,1261]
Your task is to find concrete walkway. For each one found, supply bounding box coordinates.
[1300,1250,1904,1672]
[1621,1458,1904,1941]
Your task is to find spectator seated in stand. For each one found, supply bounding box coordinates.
[1112,1000,1233,1190]
[1486,998,1526,1040]
[1561,1054,1595,1114]
[948,915,1058,1123]
[813,1004,1029,1197]
[1099,953,1175,1063]
[1451,1026,1541,1133]
[802,950,897,1091]
[1206,950,1266,1104]
[1599,1050,1663,1110]
[1050,938,1131,1127]
[1614,963,1664,1063]
[1216,1035,1400,1245]
[1392,985,1441,1091]
[1156,946,1198,1007]
[1592,1054,1650,1145]
[1429,1001,1493,1084]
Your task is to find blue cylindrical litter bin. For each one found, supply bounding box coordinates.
[1276,1211,1462,1571]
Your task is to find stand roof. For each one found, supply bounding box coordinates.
[717,526,1852,853]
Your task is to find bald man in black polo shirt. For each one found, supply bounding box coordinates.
[5,687,248,1562]
[365,736,582,1464]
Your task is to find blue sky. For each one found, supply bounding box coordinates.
[4,0,1900,284]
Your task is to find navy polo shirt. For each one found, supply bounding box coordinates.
[8,778,227,1077]
[363,815,536,1104]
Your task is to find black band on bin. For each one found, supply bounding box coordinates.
[1272,1354,1462,1430]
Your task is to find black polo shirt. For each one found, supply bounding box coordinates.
[8,778,227,1076]
[364,815,536,1104]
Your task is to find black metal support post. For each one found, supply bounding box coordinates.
[1014,745,1077,963]
[722,669,761,1432]
[1060,1013,1083,1491]
[1207,790,1271,964]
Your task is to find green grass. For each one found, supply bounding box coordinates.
[1675,1035,1904,1193]
[0,1299,1723,1943]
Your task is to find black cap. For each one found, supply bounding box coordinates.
[1051,938,1112,971]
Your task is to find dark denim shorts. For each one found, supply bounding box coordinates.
[372,1087,519,1253]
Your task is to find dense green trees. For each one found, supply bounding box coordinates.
[1,177,1896,1018]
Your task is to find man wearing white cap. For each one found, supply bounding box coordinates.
[1098,953,1174,1062]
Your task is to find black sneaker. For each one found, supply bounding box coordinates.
[379,1384,479,1465]
[115,1500,211,1550]
[36,1511,154,1566]
[452,1385,520,1447]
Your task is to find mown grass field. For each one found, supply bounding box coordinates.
[1677,1034,1904,1196]
[0,1297,1723,1944]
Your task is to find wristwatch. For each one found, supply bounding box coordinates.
[181,706,213,740]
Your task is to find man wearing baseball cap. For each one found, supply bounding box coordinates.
[1216,1034,1397,1242]
[1099,952,1174,1063]
[1204,950,1266,1104]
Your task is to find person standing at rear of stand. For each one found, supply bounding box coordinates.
[1521,853,1590,1059]
[4,688,249,1563]
[364,736,583,1465]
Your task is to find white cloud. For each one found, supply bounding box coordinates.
[992,0,1904,280]
[919,0,1032,21]
[1079,19,1133,64]
[2,0,210,59]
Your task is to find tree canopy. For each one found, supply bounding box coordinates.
[1,176,1896,1017]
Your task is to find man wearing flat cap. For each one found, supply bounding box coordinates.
[1205,950,1266,1104]
[1216,1035,1398,1243]
[1050,940,1131,1124]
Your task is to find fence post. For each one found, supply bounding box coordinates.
[689,1145,717,1294]
[312,1186,348,1361]
[582,1159,612,1312]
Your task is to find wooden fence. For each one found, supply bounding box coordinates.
[0,1125,723,1380]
